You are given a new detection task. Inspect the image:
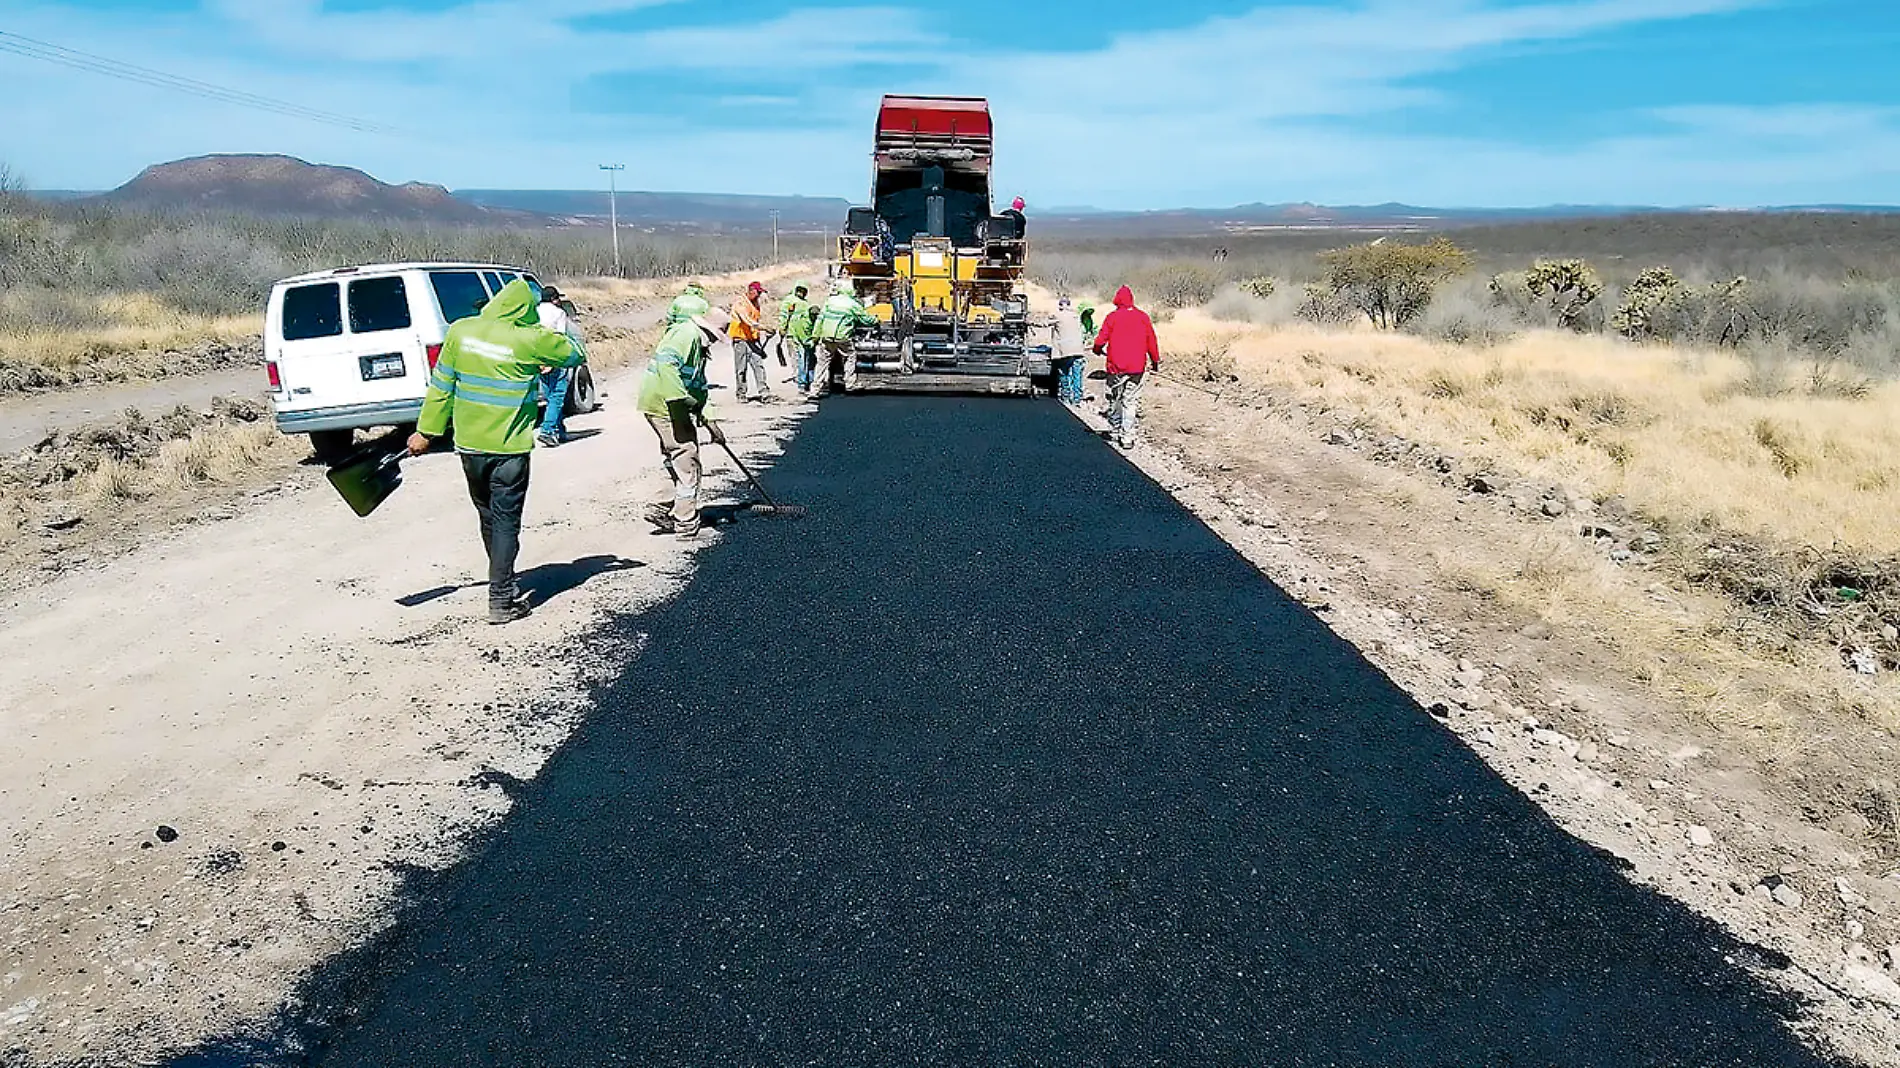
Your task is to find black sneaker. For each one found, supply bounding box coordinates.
[644,504,678,533]
[487,596,532,625]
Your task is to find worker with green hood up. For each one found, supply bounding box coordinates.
[667,281,711,326]
[408,278,582,625]
[639,309,729,541]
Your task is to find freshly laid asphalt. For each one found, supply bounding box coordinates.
[297,396,1832,1066]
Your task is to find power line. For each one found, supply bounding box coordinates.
[0,29,399,135]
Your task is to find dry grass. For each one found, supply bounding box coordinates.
[1143,311,1900,731]
[0,291,256,391]
[1159,312,1900,553]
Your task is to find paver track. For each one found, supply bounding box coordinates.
[284,397,1830,1066]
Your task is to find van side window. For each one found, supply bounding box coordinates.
[482,271,505,295]
[282,283,342,341]
[431,271,489,324]
[348,276,412,334]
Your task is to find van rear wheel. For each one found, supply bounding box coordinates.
[567,364,600,414]
[309,429,355,464]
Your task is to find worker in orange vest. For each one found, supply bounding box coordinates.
[728,281,777,404]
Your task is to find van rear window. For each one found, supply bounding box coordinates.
[431,271,489,324]
[348,276,412,333]
[281,283,342,341]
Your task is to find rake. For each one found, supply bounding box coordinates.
[702,420,808,519]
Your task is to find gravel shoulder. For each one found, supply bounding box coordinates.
[1102,373,1900,1064]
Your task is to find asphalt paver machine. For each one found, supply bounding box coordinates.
[836,95,1050,393]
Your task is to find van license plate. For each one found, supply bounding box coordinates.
[360,354,405,381]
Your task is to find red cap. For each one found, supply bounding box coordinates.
[1010,196,1026,211]
[747,281,764,295]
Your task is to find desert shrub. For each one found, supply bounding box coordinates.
[1411,278,1518,345]
[111,226,292,316]
[1611,266,1684,340]
[1318,237,1472,329]
[1179,336,1239,382]
[0,196,772,323]
[1131,261,1220,309]
[1521,259,1604,330]
[1238,276,1277,300]
[1295,282,1357,326]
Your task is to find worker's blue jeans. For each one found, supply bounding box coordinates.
[794,340,815,391]
[538,367,569,438]
[1056,356,1086,405]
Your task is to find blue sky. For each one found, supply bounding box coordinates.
[3,0,1897,208]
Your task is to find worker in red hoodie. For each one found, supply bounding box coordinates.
[1091,285,1160,448]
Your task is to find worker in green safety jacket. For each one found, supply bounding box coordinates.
[809,290,878,399]
[667,281,711,326]
[408,279,583,625]
[778,281,817,395]
[638,309,728,541]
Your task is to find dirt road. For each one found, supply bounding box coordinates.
[0,350,806,1064]
[0,366,263,453]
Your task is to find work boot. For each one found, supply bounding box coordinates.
[675,524,701,544]
[487,594,532,626]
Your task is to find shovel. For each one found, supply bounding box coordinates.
[326,442,407,517]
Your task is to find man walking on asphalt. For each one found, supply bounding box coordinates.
[809,289,878,399]
[534,285,584,447]
[408,279,583,624]
[779,281,816,395]
[729,281,776,404]
[640,309,729,542]
[1091,285,1161,448]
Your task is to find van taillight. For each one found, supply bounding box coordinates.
[266,360,281,390]
[426,344,442,368]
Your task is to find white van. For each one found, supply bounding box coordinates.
[264,262,598,460]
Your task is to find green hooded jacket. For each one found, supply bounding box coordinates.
[667,283,711,326]
[638,319,720,419]
[1079,301,1100,344]
[812,292,877,341]
[419,279,582,454]
[778,291,815,342]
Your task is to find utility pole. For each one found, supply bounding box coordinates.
[599,163,625,276]
[769,209,781,262]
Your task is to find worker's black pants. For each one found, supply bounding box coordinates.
[460,451,531,608]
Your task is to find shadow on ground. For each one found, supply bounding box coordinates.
[395,556,643,609]
[165,397,1843,1068]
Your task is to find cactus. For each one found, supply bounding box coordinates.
[1522,259,1604,328]
[1611,266,1683,340]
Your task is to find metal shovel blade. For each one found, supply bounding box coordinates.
[326,446,406,518]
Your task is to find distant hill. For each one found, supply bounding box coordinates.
[457,189,852,230]
[101,154,530,224]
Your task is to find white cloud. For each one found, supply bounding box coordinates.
[3,0,1893,209]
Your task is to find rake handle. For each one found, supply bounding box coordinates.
[699,416,780,510]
